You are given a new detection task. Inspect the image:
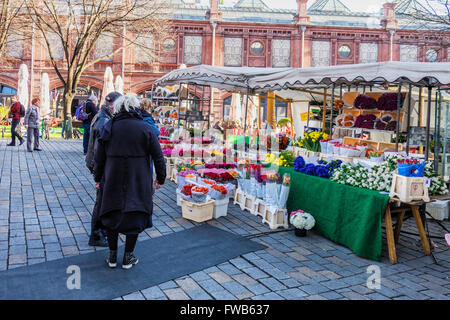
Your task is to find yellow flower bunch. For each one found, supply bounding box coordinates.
[265,153,276,164]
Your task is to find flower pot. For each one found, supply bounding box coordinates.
[294,228,307,237]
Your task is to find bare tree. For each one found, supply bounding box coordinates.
[397,0,449,61]
[26,0,172,138]
[0,0,27,58]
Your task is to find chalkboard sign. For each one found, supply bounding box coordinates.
[409,126,427,146]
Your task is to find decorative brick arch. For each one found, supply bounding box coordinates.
[0,74,18,90]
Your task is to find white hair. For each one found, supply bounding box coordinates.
[113,93,140,114]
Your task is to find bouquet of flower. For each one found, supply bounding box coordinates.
[278,173,291,209]
[296,131,329,152]
[191,186,209,203]
[377,92,405,111]
[355,114,377,129]
[353,94,377,109]
[266,134,290,150]
[210,184,228,200]
[181,184,196,197]
[289,210,316,230]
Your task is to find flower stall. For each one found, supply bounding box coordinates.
[154,62,450,263]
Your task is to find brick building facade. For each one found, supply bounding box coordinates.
[0,0,448,119]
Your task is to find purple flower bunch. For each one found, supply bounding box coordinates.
[355,114,377,129]
[377,92,405,111]
[294,156,306,171]
[294,157,341,178]
[354,95,377,110]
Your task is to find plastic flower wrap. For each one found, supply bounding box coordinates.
[278,173,291,208]
[290,210,316,230]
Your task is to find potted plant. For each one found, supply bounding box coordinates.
[289,210,316,237]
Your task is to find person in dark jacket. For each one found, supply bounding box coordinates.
[139,98,160,137]
[7,95,24,146]
[85,91,122,247]
[82,95,98,155]
[94,94,166,269]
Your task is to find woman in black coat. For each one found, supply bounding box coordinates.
[94,94,166,269]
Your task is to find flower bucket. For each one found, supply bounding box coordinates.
[294,229,307,237]
[398,162,425,177]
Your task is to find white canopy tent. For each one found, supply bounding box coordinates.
[155,62,450,156]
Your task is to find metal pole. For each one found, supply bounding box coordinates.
[330,84,335,136]
[443,100,449,177]
[406,84,412,155]
[418,87,423,126]
[395,82,402,152]
[244,90,249,134]
[339,84,343,100]
[322,88,327,132]
[433,89,441,171]
[425,86,433,160]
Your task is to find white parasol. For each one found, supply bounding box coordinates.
[17,64,29,108]
[101,67,115,104]
[114,75,124,94]
[40,73,51,118]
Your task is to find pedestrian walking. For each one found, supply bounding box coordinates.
[82,95,98,155]
[94,94,166,269]
[6,95,25,146]
[24,98,42,152]
[85,91,122,247]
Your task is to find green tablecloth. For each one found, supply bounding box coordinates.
[279,167,389,261]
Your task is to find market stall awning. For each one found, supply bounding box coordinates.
[154,65,291,92]
[250,62,450,91]
[154,62,450,93]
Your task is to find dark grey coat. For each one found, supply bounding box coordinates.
[85,106,112,173]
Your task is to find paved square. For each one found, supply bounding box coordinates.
[1,139,449,300]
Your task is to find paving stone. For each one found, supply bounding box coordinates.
[242,267,269,280]
[122,292,145,300]
[140,286,166,299]
[208,271,233,284]
[175,278,201,291]
[232,273,258,287]
[163,288,190,300]
[210,290,237,300]
[246,284,271,295]
[186,289,213,300]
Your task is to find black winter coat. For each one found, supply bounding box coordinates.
[93,110,166,218]
[85,106,112,173]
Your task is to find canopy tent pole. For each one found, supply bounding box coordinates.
[395,82,402,152]
[322,88,327,132]
[339,84,343,100]
[258,94,261,130]
[289,99,295,153]
[177,82,183,127]
[434,88,441,171]
[330,84,335,137]
[425,86,433,160]
[406,84,412,156]
[418,87,423,126]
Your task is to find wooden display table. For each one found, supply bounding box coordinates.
[384,195,450,264]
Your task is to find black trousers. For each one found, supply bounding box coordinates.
[10,119,22,145]
[106,230,138,253]
[91,182,104,237]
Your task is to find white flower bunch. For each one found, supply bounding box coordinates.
[331,155,448,195]
[290,211,316,230]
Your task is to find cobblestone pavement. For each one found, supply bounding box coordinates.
[1,139,449,300]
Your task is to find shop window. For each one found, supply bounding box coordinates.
[400,44,417,62]
[360,42,378,64]
[224,37,242,66]
[184,35,203,65]
[272,39,290,67]
[312,40,330,67]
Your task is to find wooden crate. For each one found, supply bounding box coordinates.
[181,199,215,223]
[389,174,430,203]
[253,199,266,218]
[233,188,246,211]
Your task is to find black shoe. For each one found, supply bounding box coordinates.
[88,231,108,247]
[7,143,15,146]
[33,148,42,151]
[106,250,117,268]
[19,139,24,146]
[122,252,139,269]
